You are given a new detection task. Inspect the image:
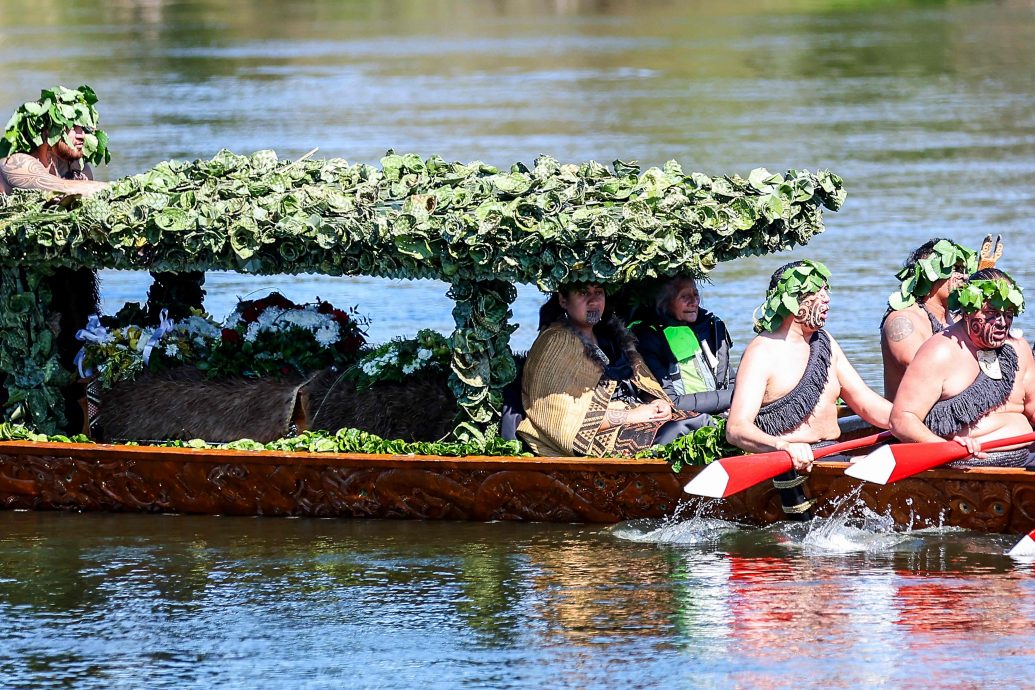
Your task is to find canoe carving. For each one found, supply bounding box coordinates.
[2,441,1034,533]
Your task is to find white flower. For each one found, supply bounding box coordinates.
[164,343,179,358]
[417,348,432,361]
[402,362,417,375]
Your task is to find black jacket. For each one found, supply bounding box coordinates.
[633,309,735,414]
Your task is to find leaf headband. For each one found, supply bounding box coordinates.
[949,276,1025,315]
[0,85,110,165]
[887,239,976,310]
[754,260,831,333]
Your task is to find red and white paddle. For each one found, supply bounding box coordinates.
[845,431,1035,485]
[683,430,893,498]
[1008,528,1035,558]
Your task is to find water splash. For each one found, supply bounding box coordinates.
[609,499,743,545]
[772,486,917,554]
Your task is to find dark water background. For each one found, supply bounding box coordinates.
[2,1,1035,687]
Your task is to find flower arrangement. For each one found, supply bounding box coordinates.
[197,293,367,379]
[76,293,368,387]
[76,310,222,388]
[348,329,452,389]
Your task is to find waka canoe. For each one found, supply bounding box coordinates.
[1,431,1033,534]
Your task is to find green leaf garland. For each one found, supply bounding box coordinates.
[0,85,110,165]
[949,276,1025,315]
[753,260,831,333]
[888,239,977,310]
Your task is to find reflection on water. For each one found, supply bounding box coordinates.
[2,511,1034,688]
[4,0,1035,686]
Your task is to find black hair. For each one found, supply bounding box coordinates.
[537,282,608,332]
[768,260,808,291]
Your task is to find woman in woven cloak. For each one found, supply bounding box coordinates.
[516,283,705,457]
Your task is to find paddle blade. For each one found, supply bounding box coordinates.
[845,439,968,485]
[684,453,793,498]
[1008,528,1035,558]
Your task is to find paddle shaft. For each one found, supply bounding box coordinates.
[685,430,894,499]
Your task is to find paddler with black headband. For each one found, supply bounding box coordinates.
[726,260,892,517]
[890,238,1035,467]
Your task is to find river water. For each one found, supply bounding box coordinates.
[2,0,1035,687]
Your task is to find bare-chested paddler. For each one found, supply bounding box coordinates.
[880,238,976,400]
[726,260,892,471]
[891,260,1035,467]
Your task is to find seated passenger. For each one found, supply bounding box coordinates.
[632,275,734,420]
[517,283,707,457]
[881,238,975,400]
[890,263,1035,467]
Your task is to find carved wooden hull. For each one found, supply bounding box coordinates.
[1,441,1033,534]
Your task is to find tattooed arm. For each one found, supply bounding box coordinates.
[598,400,671,431]
[0,154,107,195]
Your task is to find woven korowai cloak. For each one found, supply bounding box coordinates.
[517,319,671,457]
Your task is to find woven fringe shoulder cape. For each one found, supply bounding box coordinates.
[754,330,833,436]
[517,319,669,456]
[925,343,1019,438]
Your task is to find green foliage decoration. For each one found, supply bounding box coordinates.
[0,419,741,468]
[753,259,831,333]
[0,267,71,433]
[447,280,519,433]
[888,239,977,310]
[635,419,740,473]
[0,149,844,283]
[0,149,844,435]
[0,85,110,165]
[949,276,1025,315]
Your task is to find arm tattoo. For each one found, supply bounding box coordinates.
[0,154,79,193]
[604,409,630,426]
[887,316,915,343]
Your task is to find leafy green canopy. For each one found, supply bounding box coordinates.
[888,239,976,310]
[949,276,1025,315]
[754,260,831,333]
[0,149,844,287]
[0,85,110,165]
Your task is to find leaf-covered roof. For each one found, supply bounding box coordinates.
[0,149,845,288]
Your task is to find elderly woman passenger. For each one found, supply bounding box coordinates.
[517,283,705,457]
[632,276,735,420]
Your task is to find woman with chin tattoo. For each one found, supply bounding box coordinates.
[517,282,705,457]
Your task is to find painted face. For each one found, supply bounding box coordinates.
[668,281,701,324]
[965,304,1014,349]
[559,284,606,330]
[795,286,830,330]
[52,125,86,162]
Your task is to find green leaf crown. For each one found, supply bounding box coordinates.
[754,259,831,333]
[0,85,110,165]
[888,239,976,310]
[949,275,1025,315]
